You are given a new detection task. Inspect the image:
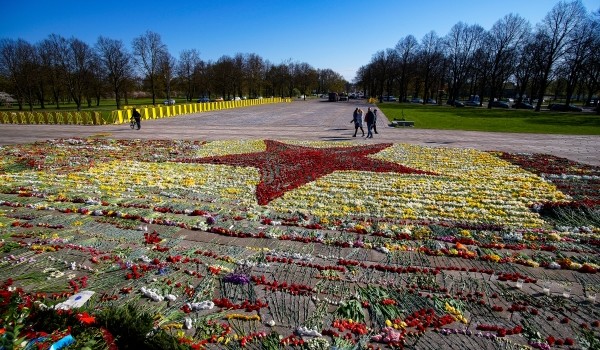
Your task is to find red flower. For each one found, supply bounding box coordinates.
[76,312,96,325]
[185,140,436,204]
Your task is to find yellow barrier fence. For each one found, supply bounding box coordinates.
[109,97,291,125]
[0,98,291,125]
[0,111,105,125]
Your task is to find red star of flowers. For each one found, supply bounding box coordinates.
[183,140,436,205]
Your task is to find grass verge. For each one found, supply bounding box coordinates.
[378,103,600,135]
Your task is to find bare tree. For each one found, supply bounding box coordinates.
[513,35,537,103]
[232,53,246,99]
[582,22,600,112]
[317,68,346,95]
[96,36,132,109]
[486,14,530,108]
[85,53,103,107]
[177,49,200,102]
[59,38,97,111]
[395,35,419,102]
[193,59,211,99]
[532,0,587,111]
[561,15,598,105]
[33,42,50,109]
[265,61,292,98]
[42,36,96,111]
[292,62,318,100]
[444,23,486,104]
[0,38,39,111]
[369,49,399,99]
[212,55,236,99]
[158,52,176,101]
[418,31,444,103]
[38,34,68,109]
[132,30,168,105]
[244,53,266,98]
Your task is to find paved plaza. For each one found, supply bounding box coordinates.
[1,99,598,165]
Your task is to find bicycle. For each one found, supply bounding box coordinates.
[130,118,136,129]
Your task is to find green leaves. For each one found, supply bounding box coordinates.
[334,298,365,323]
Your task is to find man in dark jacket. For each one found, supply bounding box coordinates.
[373,108,379,134]
[132,108,141,130]
[365,108,375,138]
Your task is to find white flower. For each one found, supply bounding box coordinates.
[376,246,390,254]
[296,326,322,337]
[184,317,193,329]
[140,287,164,302]
[187,301,215,311]
[548,262,561,269]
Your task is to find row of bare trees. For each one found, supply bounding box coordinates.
[356,1,600,112]
[0,30,347,111]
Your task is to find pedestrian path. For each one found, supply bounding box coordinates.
[0,99,598,165]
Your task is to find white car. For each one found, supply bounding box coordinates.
[163,99,175,105]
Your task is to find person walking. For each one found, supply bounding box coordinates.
[132,108,141,130]
[373,108,379,134]
[365,107,375,138]
[350,107,364,137]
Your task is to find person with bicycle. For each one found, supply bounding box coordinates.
[131,108,141,130]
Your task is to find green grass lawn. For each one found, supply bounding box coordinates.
[378,103,600,135]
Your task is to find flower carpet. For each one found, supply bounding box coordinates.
[0,138,599,349]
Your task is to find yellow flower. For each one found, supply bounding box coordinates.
[547,233,561,241]
[459,229,472,237]
[225,313,261,321]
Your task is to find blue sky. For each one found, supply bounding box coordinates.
[2,0,598,81]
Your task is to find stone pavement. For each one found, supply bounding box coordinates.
[1,99,599,165]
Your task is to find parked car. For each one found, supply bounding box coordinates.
[464,100,480,107]
[549,104,582,112]
[489,101,509,108]
[410,98,423,104]
[163,99,175,105]
[197,97,210,103]
[426,98,437,104]
[339,94,349,101]
[512,102,534,109]
[383,96,397,102]
[447,100,464,107]
[213,97,224,102]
